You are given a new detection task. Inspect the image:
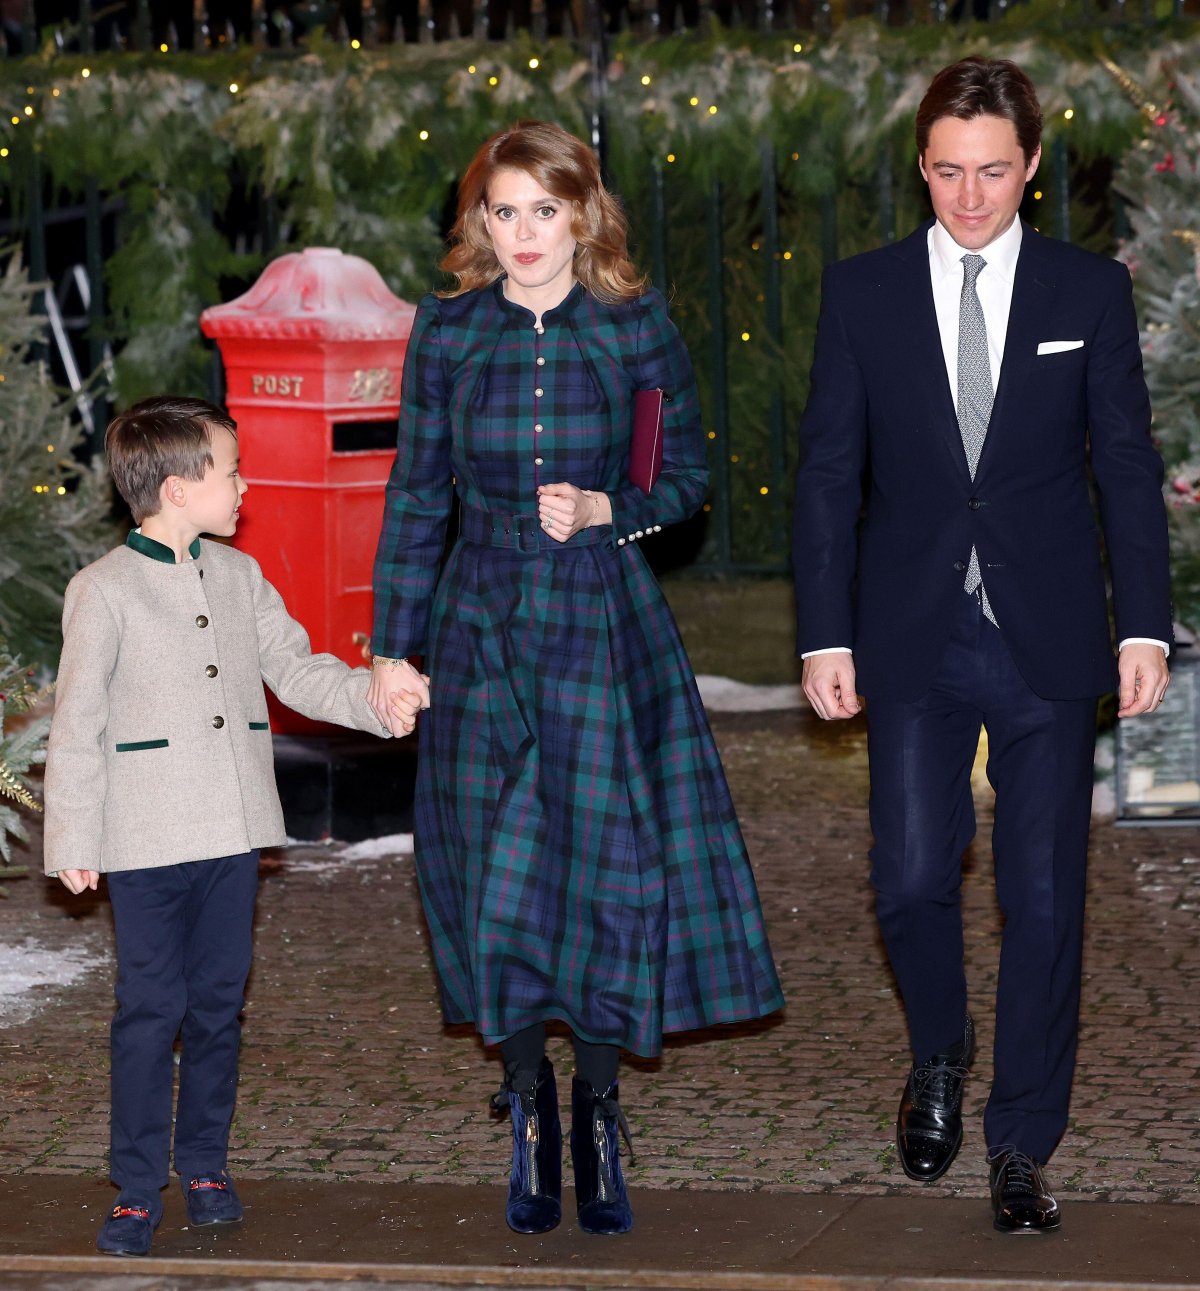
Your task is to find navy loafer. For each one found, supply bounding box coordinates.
[183,1172,244,1226]
[96,1199,161,1256]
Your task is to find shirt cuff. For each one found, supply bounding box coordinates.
[801,647,853,659]
[1118,638,1170,654]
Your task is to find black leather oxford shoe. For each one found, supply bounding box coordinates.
[989,1149,1061,1233]
[896,1015,975,1181]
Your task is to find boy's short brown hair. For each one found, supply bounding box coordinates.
[105,397,237,524]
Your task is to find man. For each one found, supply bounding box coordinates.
[792,57,1171,1234]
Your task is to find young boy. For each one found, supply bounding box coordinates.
[43,397,428,1257]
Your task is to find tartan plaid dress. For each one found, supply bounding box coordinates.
[373,279,783,1056]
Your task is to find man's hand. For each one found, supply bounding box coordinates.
[1117,643,1170,718]
[802,652,862,721]
[58,869,99,894]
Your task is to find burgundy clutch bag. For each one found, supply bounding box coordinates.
[629,388,666,494]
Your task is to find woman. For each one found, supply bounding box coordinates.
[369,120,783,1237]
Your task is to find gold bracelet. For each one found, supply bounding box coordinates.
[372,655,413,669]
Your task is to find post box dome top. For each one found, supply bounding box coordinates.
[200,248,417,341]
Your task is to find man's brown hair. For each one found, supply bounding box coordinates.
[916,57,1043,165]
[105,396,236,524]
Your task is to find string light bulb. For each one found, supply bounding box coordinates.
[418,129,429,141]
[1064,108,1074,120]
[351,38,361,48]
[528,57,539,69]
[641,74,651,86]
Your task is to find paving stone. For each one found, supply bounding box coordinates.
[1,708,1198,1213]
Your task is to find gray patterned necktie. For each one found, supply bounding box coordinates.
[957,253,997,625]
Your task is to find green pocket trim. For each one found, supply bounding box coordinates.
[248,722,270,731]
[114,739,169,752]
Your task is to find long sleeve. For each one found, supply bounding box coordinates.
[1086,265,1173,647]
[606,291,709,543]
[43,574,118,875]
[372,295,455,659]
[791,266,869,655]
[254,565,390,736]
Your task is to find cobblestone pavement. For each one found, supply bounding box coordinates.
[2,708,1198,1207]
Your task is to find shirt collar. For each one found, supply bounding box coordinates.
[929,216,1023,285]
[127,529,202,565]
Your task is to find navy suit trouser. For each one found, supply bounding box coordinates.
[106,851,259,1194]
[866,593,1097,1163]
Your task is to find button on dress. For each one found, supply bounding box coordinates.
[373,280,783,1056]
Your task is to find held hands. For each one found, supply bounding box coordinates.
[537,484,611,543]
[368,657,431,738]
[58,869,99,895]
[1117,643,1170,719]
[802,653,862,721]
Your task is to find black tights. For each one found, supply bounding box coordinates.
[500,1023,619,1095]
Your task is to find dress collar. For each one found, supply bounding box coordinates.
[491,276,586,325]
[127,529,202,565]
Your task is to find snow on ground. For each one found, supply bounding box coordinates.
[695,675,805,712]
[279,834,415,874]
[0,935,110,1025]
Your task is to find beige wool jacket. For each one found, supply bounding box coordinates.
[44,533,390,875]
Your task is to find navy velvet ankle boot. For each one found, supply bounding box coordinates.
[493,1057,562,1234]
[570,1076,634,1235]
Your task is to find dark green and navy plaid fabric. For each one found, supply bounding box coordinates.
[372,281,783,1055]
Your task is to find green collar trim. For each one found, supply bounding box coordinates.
[127,530,202,565]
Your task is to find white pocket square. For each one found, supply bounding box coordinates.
[1037,339,1085,355]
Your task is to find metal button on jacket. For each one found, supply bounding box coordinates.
[205,664,219,677]
[196,614,209,628]
[967,498,982,510]
[212,715,225,729]
[953,560,966,572]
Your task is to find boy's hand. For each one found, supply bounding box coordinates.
[369,659,430,738]
[58,869,99,894]
[388,686,427,737]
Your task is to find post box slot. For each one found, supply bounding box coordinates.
[332,421,397,454]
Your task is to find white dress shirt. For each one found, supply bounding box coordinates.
[802,217,1166,660]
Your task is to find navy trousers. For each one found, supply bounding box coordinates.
[866,593,1097,1163]
[106,851,259,1193]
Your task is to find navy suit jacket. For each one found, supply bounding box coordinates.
[792,220,1172,703]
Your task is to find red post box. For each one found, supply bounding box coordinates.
[201,247,416,734]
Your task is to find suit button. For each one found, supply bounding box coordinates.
[953,561,965,572]
[205,664,218,678]
[534,456,544,466]
[967,497,982,510]
[195,614,209,628]
[212,715,225,729]
[534,387,544,397]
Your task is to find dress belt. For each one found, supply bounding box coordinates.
[459,505,608,553]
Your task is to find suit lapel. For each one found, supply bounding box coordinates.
[890,223,972,484]
[974,225,1053,479]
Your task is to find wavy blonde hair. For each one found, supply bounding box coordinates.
[439,120,646,303]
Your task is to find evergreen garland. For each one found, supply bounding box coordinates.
[1113,57,1200,630]
[0,253,120,669]
[0,638,51,886]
